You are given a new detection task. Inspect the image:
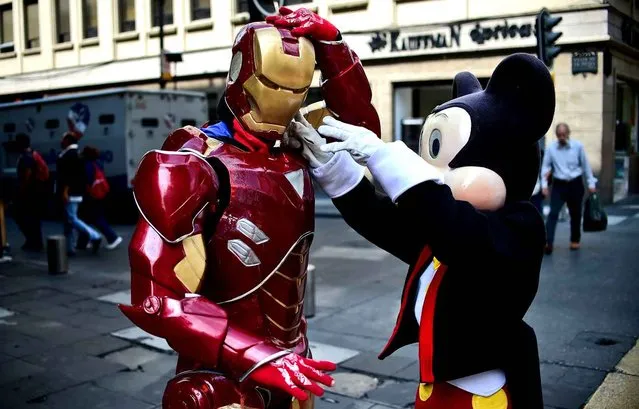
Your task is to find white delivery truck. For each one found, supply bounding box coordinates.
[0,88,208,220]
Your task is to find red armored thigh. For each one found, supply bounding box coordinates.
[162,371,314,409]
[414,382,512,409]
[162,372,264,409]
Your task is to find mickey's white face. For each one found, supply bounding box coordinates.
[419,107,472,167]
[419,107,507,211]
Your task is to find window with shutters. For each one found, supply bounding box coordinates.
[151,0,173,26]
[118,0,136,32]
[191,0,210,21]
[0,3,13,53]
[82,0,98,38]
[24,0,39,49]
[55,0,71,43]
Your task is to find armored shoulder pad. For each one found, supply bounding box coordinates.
[161,126,208,151]
[133,150,220,243]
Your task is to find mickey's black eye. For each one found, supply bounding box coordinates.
[429,129,442,158]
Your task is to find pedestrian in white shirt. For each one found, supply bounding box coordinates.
[541,123,597,254]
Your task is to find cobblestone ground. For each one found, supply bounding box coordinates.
[1,196,638,409]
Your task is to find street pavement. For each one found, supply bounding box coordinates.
[1,196,638,409]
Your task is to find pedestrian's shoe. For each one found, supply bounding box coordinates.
[0,245,12,263]
[544,244,553,255]
[106,236,123,251]
[90,238,102,254]
[570,242,581,251]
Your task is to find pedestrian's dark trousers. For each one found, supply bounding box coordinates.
[77,198,118,247]
[545,177,585,245]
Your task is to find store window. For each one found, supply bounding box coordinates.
[152,0,173,26]
[615,81,637,154]
[82,0,98,39]
[191,0,210,20]
[24,0,39,49]
[613,80,638,201]
[393,80,488,153]
[55,0,70,43]
[0,3,14,53]
[118,0,136,33]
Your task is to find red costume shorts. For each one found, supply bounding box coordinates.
[414,382,512,409]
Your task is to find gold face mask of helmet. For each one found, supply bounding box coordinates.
[225,24,316,141]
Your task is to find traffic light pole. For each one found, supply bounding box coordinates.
[159,0,166,89]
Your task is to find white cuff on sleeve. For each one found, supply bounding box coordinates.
[311,151,366,199]
[368,141,444,202]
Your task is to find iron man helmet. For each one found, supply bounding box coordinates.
[224,22,316,141]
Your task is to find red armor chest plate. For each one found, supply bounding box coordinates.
[203,144,314,348]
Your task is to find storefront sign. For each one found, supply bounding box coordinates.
[361,16,538,58]
[572,51,598,74]
[368,20,535,55]
[367,18,534,55]
[344,9,608,62]
[369,25,461,54]
[469,20,533,45]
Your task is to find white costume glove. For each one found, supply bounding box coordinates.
[286,113,334,169]
[318,117,384,166]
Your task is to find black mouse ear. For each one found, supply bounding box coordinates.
[485,53,556,143]
[452,72,483,98]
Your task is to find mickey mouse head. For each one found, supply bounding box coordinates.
[417,53,555,211]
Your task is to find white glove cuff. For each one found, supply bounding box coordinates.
[311,151,365,199]
[368,141,444,202]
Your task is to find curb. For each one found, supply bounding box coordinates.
[583,339,639,409]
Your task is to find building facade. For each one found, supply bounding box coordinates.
[1,0,638,203]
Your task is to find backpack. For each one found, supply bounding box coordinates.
[88,163,110,200]
[31,151,50,182]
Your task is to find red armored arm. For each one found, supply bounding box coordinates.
[120,128,335,400]
[268,7,381,137]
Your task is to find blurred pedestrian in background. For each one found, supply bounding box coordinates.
[76,146,122,251]
[56,132,102,256]
[0,198,11,263]
[14,133,47,252]
[541,123,597,254]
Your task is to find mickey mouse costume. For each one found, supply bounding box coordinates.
[289,53,556,409]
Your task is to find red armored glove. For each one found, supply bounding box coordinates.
[248,353,336,401]
[266,7,339,41]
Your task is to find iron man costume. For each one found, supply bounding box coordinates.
[119,8,380,409]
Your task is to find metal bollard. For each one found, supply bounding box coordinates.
[47,235,68,275]
[304,264,316,318]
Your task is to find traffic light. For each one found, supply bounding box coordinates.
[535,8,563,68]
[248,0,278,23]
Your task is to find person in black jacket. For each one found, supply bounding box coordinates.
[15,133,45,251]
[288,54,555,408]
[56,132,102,255]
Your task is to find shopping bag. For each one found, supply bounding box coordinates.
[583,192,607,232]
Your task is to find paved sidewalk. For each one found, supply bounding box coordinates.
[1,195,638,409]
[584,340,639,409]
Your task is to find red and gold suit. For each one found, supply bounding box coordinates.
[119,8,380,409]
